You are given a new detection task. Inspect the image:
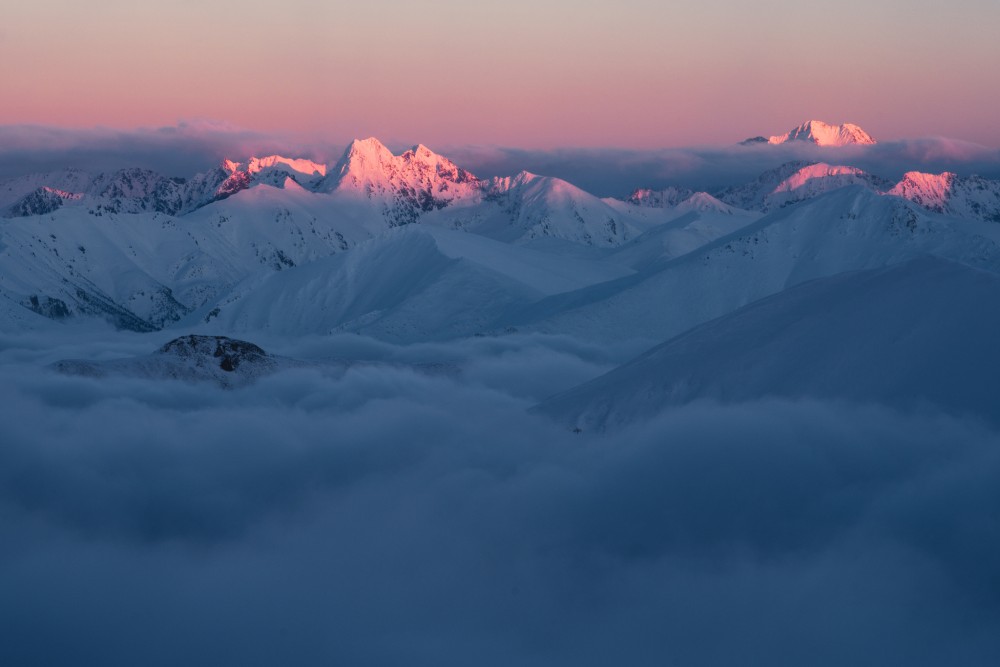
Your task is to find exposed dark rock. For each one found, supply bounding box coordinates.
[158,335,270,373]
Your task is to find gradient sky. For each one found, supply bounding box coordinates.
[3,0,999,148]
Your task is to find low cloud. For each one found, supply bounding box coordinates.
[3,123,999,197]
[0,122,337,180]
[447,139,1000,196]
[1,330,999,665]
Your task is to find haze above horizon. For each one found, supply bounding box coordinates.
[3,0,999,149]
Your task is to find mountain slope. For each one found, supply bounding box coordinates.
[888,171,1000,222]
[424,171,638,247]
[535,257,1000,430]
[510,187,1000,344]
[190,225,635,341]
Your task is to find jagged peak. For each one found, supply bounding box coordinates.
[221,156,326,178]
[321,138,481,220]
[399,143,459,168]
[887,171,956,210]
[408,143,435,159]
[487,171,542,192]
[330,138,398,179]
[895,170,957,187]
[344,137,394,160]
[246,156,327,178]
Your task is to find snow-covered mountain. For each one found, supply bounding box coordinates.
[1,154,331,219]
[453,171,636,247]
[189,225,634,341]
[535,256,1000,430]
[320,138,480,227]
[744,120,877,146]
[2,131,999,340]
[887,171,1000,222]
[716,161,892,211]
[509,186,1000,345]
[1,167,221,217]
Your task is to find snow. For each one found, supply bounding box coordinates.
[245,155,327,178]
[3,134,1000,349]
[766,120,877,146]
[536,256,1000,430]
[4,130,1000,667]
[511,186,1000,345]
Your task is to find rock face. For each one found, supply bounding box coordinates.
[157,335,271,373]
[53,335,282,388]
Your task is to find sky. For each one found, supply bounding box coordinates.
[3,0,1000,149]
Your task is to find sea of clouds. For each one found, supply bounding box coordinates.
[2,327,999,665]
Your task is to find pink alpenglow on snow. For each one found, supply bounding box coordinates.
[223,156,327,178]
[772,163,869,192]
[888,171,955,211]
[767,121,877,146]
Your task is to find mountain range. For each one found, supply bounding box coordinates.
[4,120,1000,425]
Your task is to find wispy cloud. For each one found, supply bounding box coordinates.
[447,139,1000,196]
[1,123,999,198]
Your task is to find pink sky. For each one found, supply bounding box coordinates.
[3,0,999,148]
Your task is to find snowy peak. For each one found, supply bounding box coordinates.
[326,138,481,226]
[887,171,955,212]
[335,137,398,180]
[217,154,327,191]
[246,156,327,178]
[717,161,890,211]
[675,191,736,214]
[332,138,475,189]
[195,154,327,206]
[764,120,877,146]
[479,171,635,247]
[772,163,866,192]
[485,171,591,202]
[399,144,477,184]
[625,187,735,214]
[888,171,1000,221]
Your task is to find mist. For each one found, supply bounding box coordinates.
[3,123,999,198]
[2,329,999,666]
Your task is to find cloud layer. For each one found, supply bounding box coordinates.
[1,330,999,666]
[3,124,999,197]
